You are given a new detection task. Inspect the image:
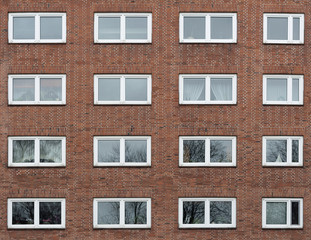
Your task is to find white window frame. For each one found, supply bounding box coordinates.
[94,136,151,166]
[263,75,303,105]
[179,13,237,43]
[93,198,151,229]
[94,13,152,43]
[179,198,236,228]
[262,198,303,229]
[8,136,66,167]
[179,136,236,167]
[94,75,152,105]
[8,13,66,43]
[262,136,303,166]
[263,13,304,44]
[8,198,66,229]
[8,74,66,105]
[179,74,237,104]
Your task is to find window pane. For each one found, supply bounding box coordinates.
[210,78,232,101]
[183,201,205,224]
[12,202,34,225]
[98,78,120,101]
[125,78,148,101]
[211,17,233,39]
[293,18,300,41]
[183,78,205,101]
[13,78,35,101]
[267,78,287,101]
[125,140,147,163]
[13,17,35,39]
[13,140,35,163]
[125,201,147,224]
[40,17,62,39]
[210,140,232,163]
[98,17,120,40]
[266,140,287,162]
[39,202,62,224]
[267,17,288,40]
[292,140,299,163]
[126,17,148,39]
[183,140,205,163]
[40,78,62,101]
[210,201,232,224]
[183,17,205,39]
[98,140,120,162]
[40,140,62,163]
[292,78,299,102]
[98,202,120,224]
[291,201,299,225]
[266,202,287,224]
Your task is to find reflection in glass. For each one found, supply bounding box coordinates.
[98,202,120,224]
[183,78,205,101]
[125,201,147,224]
[210,201,232,224]
[267,17,288,40]
[210,140,232,162]
[292,140,299,163]
[13,140,35,163]
[98,140,120,162]
[210,78,232,101]
[126,17,148,39]
[40,17,62,39]
[13,17,35,39]
[293,18,300,40]
[12,202,34,225]
[40,140,62,163]
[98,78,120,101]
[267,78,287,101]
[13,78,35,101]
[266,202,287,224]
[125,140,147,162]
[40,78,62,101]
[183,201,205,224]
[211,17,232,39]
[266,140,287,162]
[292,79,299,102]
[184,17,205,39]
[183,140,205,163]
[125,78,148,101]
[39,202,62,224]
[98,17,120,40]
[291,201,299,225]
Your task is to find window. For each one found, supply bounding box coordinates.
[9,13,66,43]
[93,198,151,228]
[179,13,237,43]
[8,198,65,229]
[262,198,303,228]
[263,14,304,44]
[8,75,66,105]
[94,75,151,104]
[94,136,151,166]
[94,13,152,43]
[179,74,237,104]
[262,136,303,166]
[8,137,66,167]
[179,136,236,167]
[179,198,236,228]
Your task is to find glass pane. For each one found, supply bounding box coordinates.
[125,78,147,101]
[40,140,62,163]
[98,202,120,224]
[39,202,62,224]
[210,78,232,101]
[291,201,299,225]
[267,78,287,101]
[40,17,62,39]
[183,78,205,101]
[292,78,299,102]
[126,17,148,40]
[40,78,62,101]
[266,140,287,163]
[98,17,120,40]
[125,140,147,163]
[292,140,299,163]
[98,140,120,162]
[266,202,287,224]
[293,18,300,41]
[183,140,205,163]
[13,140,35,163]
[210,201,232,224]
[98,78,120,101]
[183,201,205,224]
[13,17,35,39]
[12,202,34,225]
[125,201,147,224]
[210,140,232,163]
[13,78,35,101]
[267,17,288,40]
[183,17,205,39]
[211,17,233,39]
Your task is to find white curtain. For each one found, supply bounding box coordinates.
[267,78,287,101]
[183,79,205,101]
[211,79,232,101]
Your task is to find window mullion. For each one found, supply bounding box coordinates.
[287,200,291,227]
[121,16,126,41]
[35,138,40,165]
[35,200,40,227]
[206,76,210,103]
[205,199,209,227]
[288,77,292,103]
[120,200,125,226]
[206,15,210,41]
[120,138,125,164]
[288,16,293,42]
[35,15,40,42]
[206,138,210,166]
[121,76,125,103]
[287,138,291,165]
[36,76,40,102]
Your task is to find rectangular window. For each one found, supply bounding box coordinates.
[8,198,65,229]
[94,75,151,104]
[263,75,303,105]
[8,137,66,167]
[9,13,66,43]
[179,13,237,43]
[179,74,237,104]
[8,75,66,105]
[262,198,303,228]
[263,14,304,44]
[179,136,236,167]
[93,198,151,228]
[94,13,152,43]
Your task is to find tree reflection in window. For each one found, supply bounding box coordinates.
[183,201,205,224]
[183,140,205,163]
[125,201,147,224]
[98,140,120,162]
[40,140,62,163]
[12,202,34,225]
[98,202,120,224]
[13,140,35,163]
[266,140,287,162]
[210,140,232,162]
[39,202,62,224]
[210,201,232,224]
[125,140,147,163]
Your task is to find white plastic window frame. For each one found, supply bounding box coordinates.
[8,136,66,167]
[8,13,66,43]
[94,75,152,105]
[178,198,236,228]
[8,74,66,105]
[94,136,151,167]
[179,74,237,104]
[94,13,152,43]
[263,13,304,44]
[262,136,303,167]
[262,198,303,229]
[179,136,236,167]
[263,75,303,105]
[93,198,151,229]
[8,198,66,229]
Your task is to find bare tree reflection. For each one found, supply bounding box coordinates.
[183,201,204,224]
[125,201,147,224]
[13,140,34,163]
[125,141,147,163]
[12,202,34,224]
[210,201,232,224]
[39,202,62,224]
